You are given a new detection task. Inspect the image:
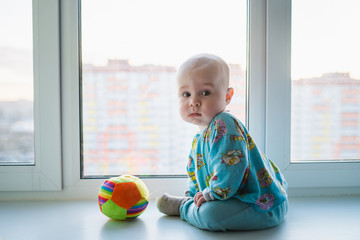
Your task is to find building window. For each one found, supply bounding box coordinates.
[291,0,360,162]
[0,1,34,165]
[80,0,247,177]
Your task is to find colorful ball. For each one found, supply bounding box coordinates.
[98,175,149,220]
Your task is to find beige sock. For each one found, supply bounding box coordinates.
[156,193,189,216]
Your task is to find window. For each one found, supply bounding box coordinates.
[291,0,360,162]
[0,0,62,191]
[1,0,358,197]
[0,1,34,165]
[265,0,360,189]
[80,0,247,177]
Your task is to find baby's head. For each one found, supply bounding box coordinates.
[177,54,234,129]
[177,53,230,89]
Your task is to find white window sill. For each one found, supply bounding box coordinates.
[0,196,359,240]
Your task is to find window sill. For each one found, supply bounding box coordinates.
[0,196,359,239]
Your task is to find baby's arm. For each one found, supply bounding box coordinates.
[185,185,196,197]
[186,156,198,197]
[202,124,249,202]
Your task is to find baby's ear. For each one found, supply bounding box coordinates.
[226,88,234,104]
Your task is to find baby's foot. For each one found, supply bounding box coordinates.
[156,193,189,216]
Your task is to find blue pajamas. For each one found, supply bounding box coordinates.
[182,112,288,230]
[180,197,288,231]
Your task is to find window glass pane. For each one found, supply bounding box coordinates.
[0,1,34,165]
[81,0,247,176]
[291,0,360,162]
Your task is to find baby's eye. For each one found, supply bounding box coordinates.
[202,90,211,96]
[183,92,191,97]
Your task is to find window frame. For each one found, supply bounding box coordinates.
[0,0,62,191]
[60,0,188,196]
[265,0,360,189]
[1,0,359,197]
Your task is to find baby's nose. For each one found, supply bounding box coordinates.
[189,97,200,107]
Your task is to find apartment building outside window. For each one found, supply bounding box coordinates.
[80,0,247,177]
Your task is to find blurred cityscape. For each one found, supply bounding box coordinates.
[81,60,245,176]
[1,61,359,173]
[291,72,360,161]
[0,100,34,164]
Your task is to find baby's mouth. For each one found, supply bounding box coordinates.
[189,113,202,118]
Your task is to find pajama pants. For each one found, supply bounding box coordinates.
[180,198,288,231]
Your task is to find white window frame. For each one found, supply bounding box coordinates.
[60,0,187,197]
[0,0,62,191]
[1,0,359,198]
[264,0,360,191]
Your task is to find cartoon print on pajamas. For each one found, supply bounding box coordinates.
[256,193,275,210]
[196,153,205,170]
[186,112,288,215]
[231,134,245,143]
[214,186,232,199]
[256,168,273,188]
[220,149,244,166]
[234,118,245,137]
[187,157,199,191]
[205,173,215,187]
[213,119,227,142]
[269,159,280,173]
[203,127,211,143]
[211,174,218,181]
[187,170,198,190]
[187,170,196,181]
[192,136,198,151]
[242,167,250,183]
[246,134,255,150]
[187,156,193,168]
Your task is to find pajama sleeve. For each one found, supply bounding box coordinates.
[185,154,198,197]
[185,180,197,197]
[202,122,250,201]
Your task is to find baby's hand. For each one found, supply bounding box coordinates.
[194,192,206,207]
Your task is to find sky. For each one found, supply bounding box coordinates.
[0,0,33,101]
[0,0,360,101]
[81,0,247,67]
[291,0,360,79]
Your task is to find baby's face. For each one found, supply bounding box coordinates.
[177,70,229,129]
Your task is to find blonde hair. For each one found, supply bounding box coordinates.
[177,53,230,87]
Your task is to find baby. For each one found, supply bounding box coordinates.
[157,54,288,231]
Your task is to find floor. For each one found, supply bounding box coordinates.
[0,196,359,240]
